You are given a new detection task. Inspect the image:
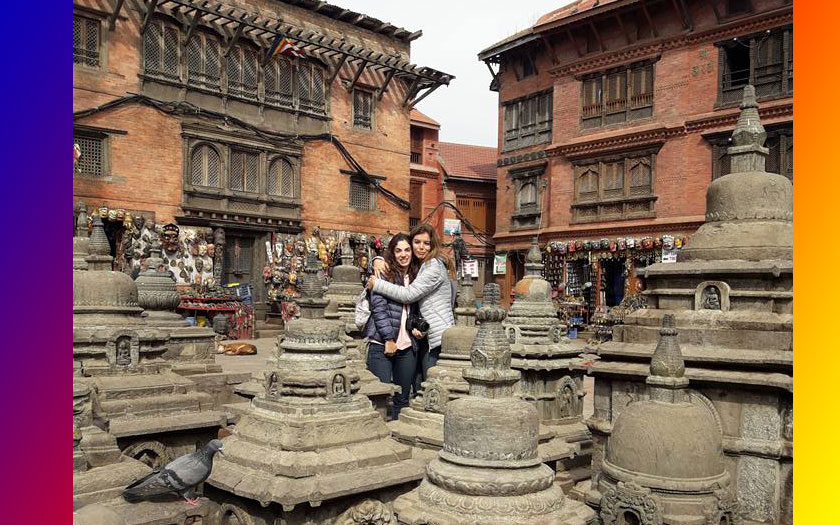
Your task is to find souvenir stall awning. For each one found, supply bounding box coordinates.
[129,0,454,108]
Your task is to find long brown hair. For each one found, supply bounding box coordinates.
[384,233,418,283]
[409,222,454,278]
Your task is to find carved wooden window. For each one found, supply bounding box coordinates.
[572,152,657,223]
[190,144,221,187]
[410,181,423,223]
[227,46,259,101]
[73,15,100,67]
[510,164,545,230]
[186,33,220,90]
[718,26,792,105]
[581,61,654,129]
[230,149,259,193]
[518,182,538,209]
[74,130,106,176]
[298,62,326,114]
[267,157,295,197]
[143,21,180,81]
[349,177,376,210]
[502,91,552,152]
[264,57,294,108]
[457,197,494,233]
[353,89,373,129]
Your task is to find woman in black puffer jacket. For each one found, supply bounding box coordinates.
[364,233,419,419]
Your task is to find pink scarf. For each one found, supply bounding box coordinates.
[395,273,412,350]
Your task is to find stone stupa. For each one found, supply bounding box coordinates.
[207,251,426,523]
[594,315,736,524]
[394,284,597,525]
[324,237,399,418]
[73,217,226,468]
[73,201,90,270]
[505,237,593,490]
[135,240,221,376]
[582,85,792,524]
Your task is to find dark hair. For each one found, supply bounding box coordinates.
[384,233,417,283]
[409,222,454,278]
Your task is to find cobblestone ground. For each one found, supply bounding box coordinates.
[216,337,595,418]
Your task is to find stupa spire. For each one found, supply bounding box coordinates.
[85,216,113,271]
[524,236,544,277]
[646,314,689,402]
[728,85,768,173]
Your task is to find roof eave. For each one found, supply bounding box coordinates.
[533,0,641,34]
[478,31,540,62]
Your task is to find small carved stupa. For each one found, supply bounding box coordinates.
[324,237,399,416]
[208,251,425,518]
[73,202,90,270]
[390,275,478,450]
[505,237,592,490]
[135,240,220,375]
[595,315,736,524]
[394,284,596,525]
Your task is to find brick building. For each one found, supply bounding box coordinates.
[479,0,792,310]
[409,110,497,295]
[73,0,452,316]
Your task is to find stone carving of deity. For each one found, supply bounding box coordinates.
[702,286,721,310]
[332,374,347,396]
[115,337,132,366]
[266,372,279,399]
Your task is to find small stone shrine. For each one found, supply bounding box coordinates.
[594,315,736,525]
[389,274,478,451]
[505,237,593,491]
[324,237,399,418]
[74,217,226,468]
[206,252,425,524]
[393,284,597,525]
[74,202,90,270]
[582,86,792,524]
[135,241,221,376]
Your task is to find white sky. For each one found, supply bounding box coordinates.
[333,1,575,147]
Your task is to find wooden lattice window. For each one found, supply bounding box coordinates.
[74,131,106,176]
[227,46,259,101]
[230,150,259,193]
[298,62,326,114]
[143,21,180,81]
[349,177,375,210]
[353,89,373,129]
[502,91,552,151]
[264,57,294,108]
[190,144,221,187]
[73,15,100,67]
[186,33,220,90]
[510,164,545,230]
[581,62,654,128]
[572,152,657,223]
[267,157,295,197]
[718,27,792,105]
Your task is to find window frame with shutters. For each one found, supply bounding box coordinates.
[717,26,792,106]
[73,128,109,177]
[348,176,377,211]
[188,143,222,189]
[73,13,102,69]
[409,180,423,229]
[229,148,261,194]
[502,90,552,153]
[267,156,298,199]
[509,164,546,230]
[353,89,374,130]
[297,61,327,115]
[142,19,181,82]
[580,60,655,129]
[456,196,495,235]
[571,149,658,224]
[186,31,221,91]
[707,123,792,182]
[263,56,295,109]
[226,44,260,102]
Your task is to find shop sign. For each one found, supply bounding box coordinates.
[443,218,462,235]
[462,259,479,278]
[493,253,507,275]
[661,249,678,263]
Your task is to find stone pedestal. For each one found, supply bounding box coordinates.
[394,284,596,525]
[582,87,793,525]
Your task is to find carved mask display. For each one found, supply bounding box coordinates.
[161,223,180,253]
[206,244,215,258]
[195,258,204,273]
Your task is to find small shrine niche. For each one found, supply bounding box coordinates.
[694,281,731,312]
[110,334,139,368]
[330,372,348,397]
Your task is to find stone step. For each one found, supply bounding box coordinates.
[613,323,791,351]
[255,328,283,339]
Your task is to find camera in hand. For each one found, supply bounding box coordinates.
[407,315,430,333]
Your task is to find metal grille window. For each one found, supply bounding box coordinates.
[502,91,552,151]
[349,177,375,210]
[353,89,373,129]
[227,46,259,101]
[74,132,105,175]
[189,144,221,187]
[230,150,259,193]
[186,33,220,90]
[298,62,326,114]
[73,15,100,67]
[267,158,295,197]
[718,27,792,105]
[581,62,654,129]
[264,58,294,108]
[143,21,180,81]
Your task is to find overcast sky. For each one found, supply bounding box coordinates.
[333,0,574,147]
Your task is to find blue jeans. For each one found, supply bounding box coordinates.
[366,342,416,419]
[413,340,440,396]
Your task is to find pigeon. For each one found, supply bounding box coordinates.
[123,439,224,506]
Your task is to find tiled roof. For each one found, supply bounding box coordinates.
[438,142,498,182]
[410,109,440,128]
[535,0,629,28]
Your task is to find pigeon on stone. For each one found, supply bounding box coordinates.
[123,439,224,506]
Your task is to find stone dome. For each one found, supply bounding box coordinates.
[73,269,141,312]
[605,399,725,480]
